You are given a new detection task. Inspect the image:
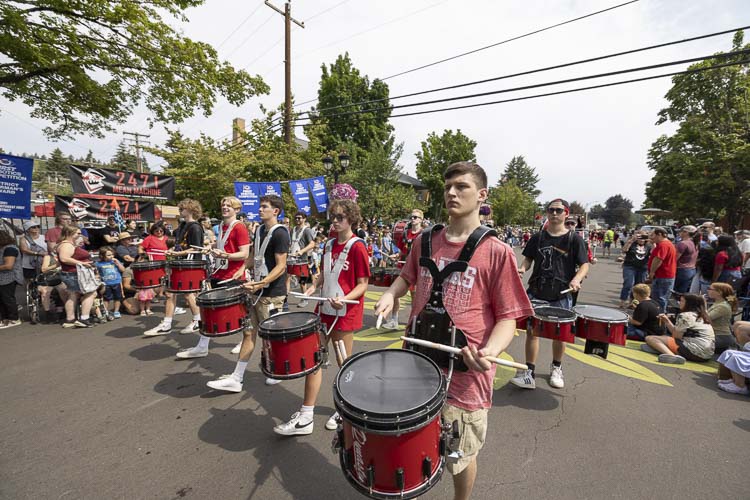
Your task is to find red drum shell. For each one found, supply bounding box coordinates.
[167,259,207,293]
[196,288,247,337]
[392,220,408,253]
[334,349,446,499]
[573,305,629,346]
[287,263,310,278]
[531,306,577,343]
[132,261,166,289]
[259,312,324,380]
[516,299,549,331]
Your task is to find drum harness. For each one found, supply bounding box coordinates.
[319,236,365,335]
[249,223,282,306]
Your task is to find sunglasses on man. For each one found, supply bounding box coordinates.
[410,215,421,220]
[329,213,346,222]
[547,208,565,215]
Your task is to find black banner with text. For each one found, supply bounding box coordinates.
[55,195,155,221]
[67,164,175,200]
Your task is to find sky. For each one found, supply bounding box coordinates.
[2,0,749,210]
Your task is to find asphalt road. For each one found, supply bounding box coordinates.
[1,250,747,500]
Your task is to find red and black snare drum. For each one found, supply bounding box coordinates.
[573,305,629,346]
[370,268,400,288]
[259,312,326,380]
[334,349,447,499]
[531,306,577,343]
[196,287,248,337]
[516,299,549,332]
[132,260,166,289]
[167,259,207,293]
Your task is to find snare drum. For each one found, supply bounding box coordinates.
[531,306,577,343]
[196,287,248,337]
[131,260,166,289]
[573,305,629,346]
[167,259,207,293]
[334,349,447,499]
[259,312,326,380]
[516,299,549,332]
[370,267,399,288]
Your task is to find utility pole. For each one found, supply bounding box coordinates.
[265,1,304,145]
[123,131,150,172]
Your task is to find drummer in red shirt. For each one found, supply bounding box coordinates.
[375,162,532,500]
[382,208,424,330]
[273,199,370,436]
[176,196,251,359]
[646,227,676,313]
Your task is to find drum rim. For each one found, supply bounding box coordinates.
[573,304,629,323]
[131,260,166,270]
[258,311,321,340]
[333,349,446,434]
[168,259,206,269]
[533,305,577,322]
[196,287,246,307]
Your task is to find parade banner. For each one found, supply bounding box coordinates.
[55,195,155,221]
[258,182,284,219]
[289,179,312,215]
[307,176,328,212]
[0,154,33,219]
[67,164,175,200]
[234,182,261,222]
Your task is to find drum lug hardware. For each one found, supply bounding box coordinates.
[367,465,375,490]
[422,456,432,478]
[395,468,405,492]
[331,429,342,454]
[269,359,275,373]
[300,357,306,371]
[314,351,322,364]
[284,360,291,374]
[225,321,231,333]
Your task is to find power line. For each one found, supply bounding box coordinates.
[306,0,352,22]
[215,2,266,50]
[293,0,640,108]
[292,25,749,119]
[225,12,275,59]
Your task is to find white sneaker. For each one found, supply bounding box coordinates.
[174,307,187,315]
[180,320,200,334]
[265,377,282,386]
[206,374,242,393]
[144,322,172,337]
[718,381,749,395]
[381,318,399,330]
[273,412,313,436]
[230,342,242,355]
[297,299,309,308]
[510,369,536,389]
[325,412,340,431]
[176,346,208,359]
[549,364,564,389]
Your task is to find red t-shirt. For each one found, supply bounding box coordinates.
[715,250,741,271]
[397,228,422,257]
[212,222,250,281]
[141,235,168,261]
[45,226,63,246]
[400,231,534,411]
[648,240,676,279]
[318,236,371,332]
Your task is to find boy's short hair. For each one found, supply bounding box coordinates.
[260,194,284,214]
[632,283,651,299]
[444,161,488,189]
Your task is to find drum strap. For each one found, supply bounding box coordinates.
[320,236,365,317]
[409,224,498,371]
[253,224,282,285]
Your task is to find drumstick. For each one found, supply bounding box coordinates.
[334,339,347,366]
[376,313,383,329]
[559,287,574,295]
[190,245,208,250]
[400,336,528,370]
[217,277,237,285]
[289,292,358,305]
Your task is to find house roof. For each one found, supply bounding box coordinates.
[398,173,427,189]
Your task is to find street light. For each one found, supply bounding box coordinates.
[322,152,349,183]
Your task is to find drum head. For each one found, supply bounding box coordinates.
[534,306,577,322]
[169,258,205,269]
[573,305,629,322]
[132,260,165,270]
[259,312,320,339]
[530,299,549,309]
[337,349,442,417]
[196,287,243,306]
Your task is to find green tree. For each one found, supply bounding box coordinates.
[501,155,540,198]
[45,147,68,176]
[644,31,750,229]
[601,194,633,226]
[305,53,393,156]
[569,201,586,215]
[111,141,142,171]
[487,179,538,226]
[0,0,268,139]
[415,129,477,220]
[588,204,605,220]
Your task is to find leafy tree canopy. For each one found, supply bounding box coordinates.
[487,179,538,226]
[569,201,586,215]
[588,203,605,220]
[415,129,477,220]
[500,155,540,198]
[0,0,269,139]
[111,141,147,172]
[602,194,633,227]
[644,31,750,229]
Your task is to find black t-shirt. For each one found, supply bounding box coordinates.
[623,242,651,269]
[522,230,588,301]
[632,299,664,335]
[3,246,20,259]
[255,225,290,297]
[174,221,204,251]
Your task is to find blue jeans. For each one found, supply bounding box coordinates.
[527,291,573,310]
[674,268,696,294]
[620,265,647,301]
[718,269,742,283]
[650,278,674,313]
[626,324,647,340]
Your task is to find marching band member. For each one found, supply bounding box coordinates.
[274,199,370,435]
[375,161,532,500]
[176,196,250,359]
[382,208,424,330]
[205,195,289,389]
[286,211,316,307]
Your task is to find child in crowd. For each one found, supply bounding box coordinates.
[133,255,155,316]
[626,284,663,340]
[643,293,715,364]
[96,246,126,320]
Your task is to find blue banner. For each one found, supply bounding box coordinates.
[258,182,284,219]
[308,176,328,213]
[289,179,312,215]
[234,182,261,222]
[0,154,33,219]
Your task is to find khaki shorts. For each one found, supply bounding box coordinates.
[247,296,287,332]
[442,404,488,475]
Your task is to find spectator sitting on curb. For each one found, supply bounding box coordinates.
[642,293,715,364]
[626,284,664,340]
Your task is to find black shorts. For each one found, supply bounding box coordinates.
[104,284,124,301]
[23,268,37,280]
